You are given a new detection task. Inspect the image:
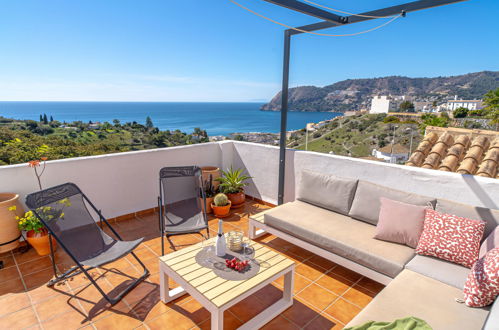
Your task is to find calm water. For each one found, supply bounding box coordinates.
[0,102,341,136]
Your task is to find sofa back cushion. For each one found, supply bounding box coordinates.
[348,180,436,225]
[436,198,499,239]
[296,170,358,215]
[481,226,499,258]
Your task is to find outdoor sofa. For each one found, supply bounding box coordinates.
[249,170,499,330]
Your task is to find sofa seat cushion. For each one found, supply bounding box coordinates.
[263,200,415,278]
[345,269,491,330]
[405,255,470,289]
[296,170,358,215]
[348,180,436,225]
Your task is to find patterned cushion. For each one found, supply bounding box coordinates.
[463,248,499,307]
[415,209,485,268]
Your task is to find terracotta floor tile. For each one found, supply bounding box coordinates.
[228,295,267,323]
[357,277,385,294]
[329,265,362,282]
[307,255,338,271]
[0,254,16,269]
[197,310,243,330]
[342,284,376,308]
[286,245,315,259]
[260,315,299,330]
[282,299,321,327]
[0,265,21,282]
[325,298,361,324]
[146,309,198,330]
[316,271,355,295]
[0,277,25,295]
[27,282,71,304]
[296,261,328,281]
[41,309,91,330]
[274,273,312,294]
[93,312,142,329]
[34,292,84,321]
[304,312,344,330]
[253,284,283,306]
[296,283,338,311]
[170,298,211,324]
[23,268,58,290]
[65,269,103,290]
[0,292,31,317]
[12,247,46,265]
[18,256,54,276]
[0,306,39,329]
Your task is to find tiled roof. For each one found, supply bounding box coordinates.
[406,126,499,179]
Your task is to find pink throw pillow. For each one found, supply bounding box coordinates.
[374,197,427,248]
[416,209,485,268]
[463,247,499,307]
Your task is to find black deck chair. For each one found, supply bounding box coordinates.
[158,166,209,255]
[25,183,149,306]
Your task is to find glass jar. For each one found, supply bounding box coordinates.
[226,230,243,252]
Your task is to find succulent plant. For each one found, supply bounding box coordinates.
[213,193,229,206]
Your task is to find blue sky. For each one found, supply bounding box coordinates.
[0,0,497,102]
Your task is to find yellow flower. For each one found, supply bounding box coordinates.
[8,205,17,211]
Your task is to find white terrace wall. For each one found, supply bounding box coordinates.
[1,141,498,220]
[0,143,223,218]
[230,141,499,210]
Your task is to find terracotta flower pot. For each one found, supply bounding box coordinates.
[26,229,57,256]
[227,191,245,208]
[200,197,214,214]
[0,193,24,253]
[201,166,221,191]
[211,201,231,218]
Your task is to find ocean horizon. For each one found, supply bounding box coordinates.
[0,101,342,136]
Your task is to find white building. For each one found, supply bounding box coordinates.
[370,95,398,114]
[446,99,483,111]
[372,143,410,164]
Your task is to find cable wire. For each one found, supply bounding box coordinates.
[227,0,403,37]
[302,0,397,18]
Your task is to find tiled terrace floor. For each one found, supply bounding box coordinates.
[0,201,384,329]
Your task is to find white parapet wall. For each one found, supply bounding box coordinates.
[230,141,499,210]
[0,141,498,220]
[0,143,223,218]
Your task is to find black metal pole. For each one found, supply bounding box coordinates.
[278,30,291,205]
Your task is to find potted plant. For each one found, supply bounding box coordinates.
[211,193,231,218]
[200,174,217,214]
[0,193,24,254]
[201,166,221,191]
[217,167,252,208]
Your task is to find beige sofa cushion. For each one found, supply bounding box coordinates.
[436,198,499,239]
[296,170,358,215]
[263,200,414,278]
[346,269,490,330]
[348,180,436,225]
[405,255,470,289]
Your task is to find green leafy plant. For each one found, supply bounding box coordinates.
[9,199,71,233]
[453,107,469,118]
[216,167,252,194]
[213,193,229,207]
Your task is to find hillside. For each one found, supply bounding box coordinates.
[262,71,499,112]
[288,114,422,158]
[0,117,208,165]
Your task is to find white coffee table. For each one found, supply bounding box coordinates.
[159,238,295,329]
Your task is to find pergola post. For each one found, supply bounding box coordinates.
[277,29,291,205]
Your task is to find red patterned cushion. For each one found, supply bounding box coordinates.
[463,248,499,307]
[415,209,485,268]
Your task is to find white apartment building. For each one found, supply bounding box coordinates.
[370,95,398,114]
[446,99,483,111]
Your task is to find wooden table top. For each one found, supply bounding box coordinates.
[159,238,295,308]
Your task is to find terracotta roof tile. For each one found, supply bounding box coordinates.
[406,126,499,179]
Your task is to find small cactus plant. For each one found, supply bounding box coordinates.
[213,193,229,207]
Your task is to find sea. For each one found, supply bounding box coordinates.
[0,102,342,136]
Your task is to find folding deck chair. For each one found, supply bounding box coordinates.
[25,183,149,305]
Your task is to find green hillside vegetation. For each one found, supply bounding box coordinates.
[0,116,208,165]
[288,114,422,158]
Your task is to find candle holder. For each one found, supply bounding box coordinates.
[226,231,243,252]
